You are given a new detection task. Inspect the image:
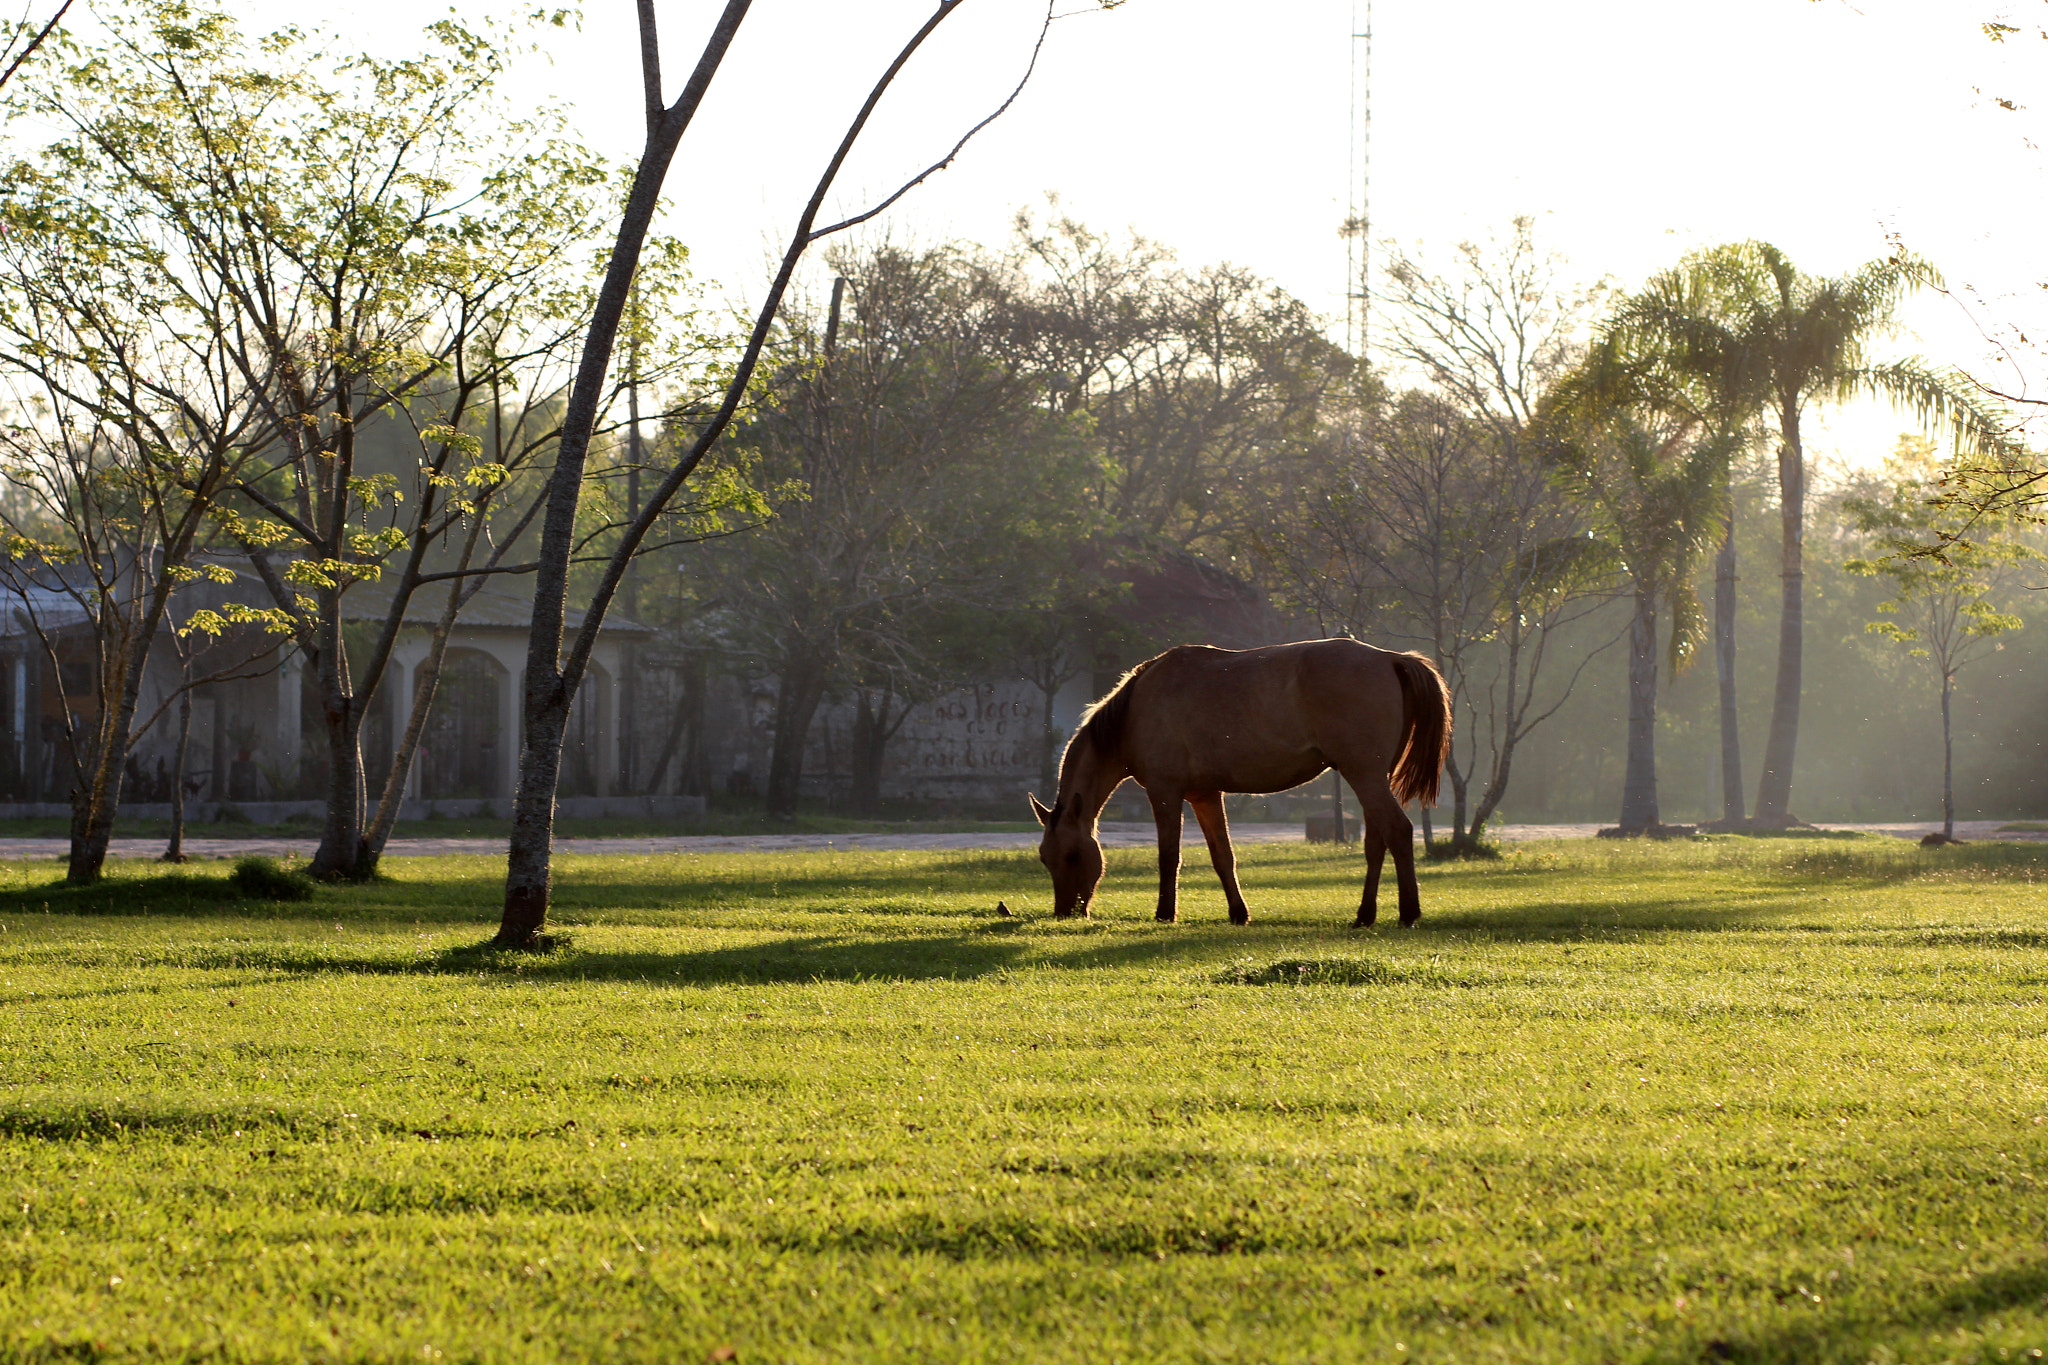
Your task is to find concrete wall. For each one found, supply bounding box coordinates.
[0,794,705,825]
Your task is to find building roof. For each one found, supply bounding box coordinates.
[0,577,97,641]
[0,572,655,645]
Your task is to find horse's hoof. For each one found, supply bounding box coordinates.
[1398,913,1420,928]
[1353,912,1376,929]
[1228,911,1249,926]
[1155,909,1177,924]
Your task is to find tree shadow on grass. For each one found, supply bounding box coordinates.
[1645,1259,2048,1364]
[0,850,1043,924]
[79,881,1842,989]
[544,848,1035,915]
[67,918,1244,987]
[0,869,292,919]
[1414,889,1834,943]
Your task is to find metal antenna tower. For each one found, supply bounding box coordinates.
[1330,0,1375,845]
[1345,0,1372,372]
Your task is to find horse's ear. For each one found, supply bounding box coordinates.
[1029,794,1053,827]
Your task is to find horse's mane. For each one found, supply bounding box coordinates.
[1074,653,1164,759]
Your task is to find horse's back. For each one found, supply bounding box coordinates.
[1123,639,1410,791]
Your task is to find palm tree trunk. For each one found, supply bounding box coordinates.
[1940,669,1955,841]
[1714,503,1744,825]
[1754,415,1804,824]
[1619,587,1660,833]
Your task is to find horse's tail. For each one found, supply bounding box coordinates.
[1386,651,1451,808]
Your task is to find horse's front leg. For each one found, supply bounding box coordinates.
[1148,787,1185,923]
[1356,819,1385,927]
[1189,792,1249,925]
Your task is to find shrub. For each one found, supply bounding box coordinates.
[229,855,316,901]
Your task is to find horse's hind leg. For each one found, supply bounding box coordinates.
[1148,787,1186,923]
[1366,782,1422,927]
[1189,793,1249,925]
[1347,774,1419,928]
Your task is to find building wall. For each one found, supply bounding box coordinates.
[765,676,1097,810]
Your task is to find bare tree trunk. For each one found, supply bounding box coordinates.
[499,1,760,947]
[1618,587,1660,834]
[66,592,172,883]
[311,693,368,880]
[679,652,709,796]
[639,651,708,798]
[1466,619,1528,842]
[362,635,441,868]
[1754,415,1804,825]
[308,575,373,880]
[496,0,1016,944]
[1037,678,1063,797]
[1940,669,1955,842]
[503,683,574,942]
[854,686,916,815]
[638,689,688,796]
[1445,751,1469,845]
[162,677,192,863]
[1714,504,1744,825]
[849,689,888,816]
[765,655,829,820]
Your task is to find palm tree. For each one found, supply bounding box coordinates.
[1542,364,1737,835]
[1604,243,2007,827]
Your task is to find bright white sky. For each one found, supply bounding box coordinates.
[132,0,2048,465]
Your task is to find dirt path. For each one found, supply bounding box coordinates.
[2,819,2036,862]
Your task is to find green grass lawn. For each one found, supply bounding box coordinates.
[2,837,2046,1363]
[0,810,1044,843]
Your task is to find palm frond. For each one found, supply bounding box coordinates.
[1514,532,1622,600]
[1847,358,2020,462]
[1666,582,1708,672]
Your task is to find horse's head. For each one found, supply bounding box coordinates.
[1031,793,1102,919]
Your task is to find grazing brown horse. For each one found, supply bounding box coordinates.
[1030,639,1450,926]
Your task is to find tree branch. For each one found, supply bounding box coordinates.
[810,0,1056,241]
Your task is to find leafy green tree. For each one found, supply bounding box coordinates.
[1007,207,1342,558]
[0,3,294,882]
[1606,242,2006,827]
[4,2,719,878]
[0,377,259,883]
[714,242,1086,820]
[1845,438,2034,843]
[1542,355,1742,835]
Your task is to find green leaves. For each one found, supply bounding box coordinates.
[178,601,295,638]
[1842,437,2034,680]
